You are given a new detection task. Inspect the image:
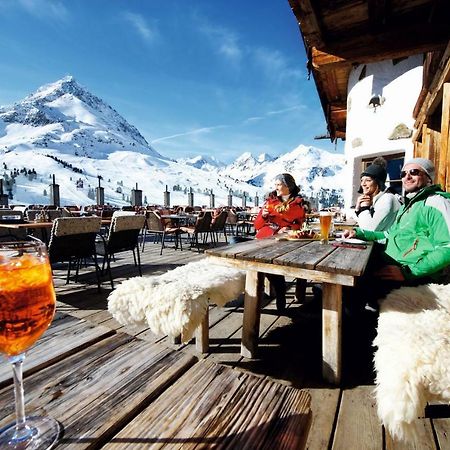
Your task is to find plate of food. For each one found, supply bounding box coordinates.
[276,229,321,241]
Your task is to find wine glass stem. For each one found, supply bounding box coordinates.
[10,354,30,440]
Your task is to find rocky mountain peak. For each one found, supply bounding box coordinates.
[0,76,162,159]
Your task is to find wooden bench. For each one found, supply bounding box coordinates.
[108,258,246,352]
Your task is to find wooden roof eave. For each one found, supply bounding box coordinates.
[288,0,450,142]
[413,43,450,140]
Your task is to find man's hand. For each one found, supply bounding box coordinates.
[374,265,405,281]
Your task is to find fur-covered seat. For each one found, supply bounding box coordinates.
[108,258,245,347]
[373,283,450,441]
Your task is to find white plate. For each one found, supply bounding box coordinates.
[336,238,366,245]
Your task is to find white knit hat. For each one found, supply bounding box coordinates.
[403,158,435,181]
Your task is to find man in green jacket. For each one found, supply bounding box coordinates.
[344,157,450,308]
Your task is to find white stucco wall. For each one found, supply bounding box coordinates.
[343,55,423,208]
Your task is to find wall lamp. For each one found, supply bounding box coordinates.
[368,94,384,112]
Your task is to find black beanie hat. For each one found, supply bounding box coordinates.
[359,157,387,191]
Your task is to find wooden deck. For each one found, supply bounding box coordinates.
[51,234,449,449]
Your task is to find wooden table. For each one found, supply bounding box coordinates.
[206,238,373,384]
[0,221,53,230]
[0,313,311,448]
[0,220,54,242]
[160,213,197,225]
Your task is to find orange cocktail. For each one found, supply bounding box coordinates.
[0,241,59,450]
[0,250,55,356]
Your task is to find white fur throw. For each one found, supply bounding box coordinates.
[108,258,245,342]
[373,283,450,441]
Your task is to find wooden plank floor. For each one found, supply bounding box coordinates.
[51,233,447,450]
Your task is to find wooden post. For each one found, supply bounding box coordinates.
[227,190,233,207]
[49,174,60,207]
[441,82,450,191]
[96,176,104,206]
[0,179,8,206]
[164,185,170,207]
[188,187,194,207]
[242,192,247,208]
[131,182,142,207]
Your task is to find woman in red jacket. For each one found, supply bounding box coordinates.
[254,173,306,311]
[254,173,305,238]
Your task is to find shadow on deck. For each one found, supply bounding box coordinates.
[52,234,447,449]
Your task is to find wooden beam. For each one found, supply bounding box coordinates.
[441,83,450,191]
[414,42,450,131]
[312,28,448,70]
[288,0,325,49]
[311,48,349,71]
[368,0,388,32]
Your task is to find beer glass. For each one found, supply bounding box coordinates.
[319,211,333,244]
[0,241,60,449]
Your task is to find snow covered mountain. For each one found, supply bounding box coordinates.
[0,76,345,208]
[179,155,225,171]
[0,76,162,159]
[224,152,275,180]
[220,145,345,205]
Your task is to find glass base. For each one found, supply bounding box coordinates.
[0,416,60,450]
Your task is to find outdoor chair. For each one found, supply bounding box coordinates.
[180,211,212,252]
[236,211,255,236]
[60,207,73,217]
[0,210,27,241]
[210,210,228,246]
[225,209,238,236]
[25,209,37,221]
[96,213,145,288]
[47,216,102,290]
[47,209,62,221]
[141,210,182,255]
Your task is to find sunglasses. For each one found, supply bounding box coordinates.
[400,168,424,178]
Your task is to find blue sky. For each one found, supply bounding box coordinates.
[0,0,342,163]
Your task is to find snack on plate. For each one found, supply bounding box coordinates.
[287,229,317,239]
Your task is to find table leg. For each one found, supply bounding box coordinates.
[241,270,264,358]
[322,283,342,384]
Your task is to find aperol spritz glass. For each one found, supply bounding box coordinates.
[0,240,60,449]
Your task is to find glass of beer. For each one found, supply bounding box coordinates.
[319,211,333,244]
[0,241,60,449]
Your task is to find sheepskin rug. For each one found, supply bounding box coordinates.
[108,258,245,342]
[373,283,450,441]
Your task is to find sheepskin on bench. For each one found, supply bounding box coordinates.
[373,283,450,442]
[108,258,245,344]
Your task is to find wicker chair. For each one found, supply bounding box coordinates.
[47,216,102,290]
[96,213,145,288]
